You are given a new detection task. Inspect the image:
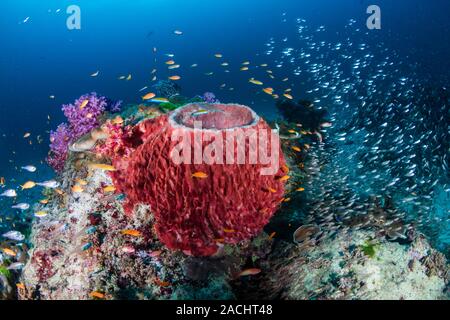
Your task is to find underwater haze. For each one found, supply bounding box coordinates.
[0,0,449,301]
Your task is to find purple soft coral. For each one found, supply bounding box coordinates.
[47,123,72,172]
[62,92,108,138]
[47,93,118,172]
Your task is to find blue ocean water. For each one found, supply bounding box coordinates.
[0,0,449,251]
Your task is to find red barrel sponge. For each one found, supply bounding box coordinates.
[110,103,287,256]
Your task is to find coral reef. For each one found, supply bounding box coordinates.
[107,103,287,256]
[261,229,448,300]
[19,152,275,299]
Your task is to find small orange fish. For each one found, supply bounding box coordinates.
[283,198,291,202]
[223,229,235,233]
[292,146,301,152]
[168,75,181,80]
[39,199,49,204]
[2,248,16,257]
[16,283,25,290]
[142,92,156,100]
[0,177,5,185]
[296,187,305,192]
[72,185,84,193]
[165,60,175,65]
[214,238,225,243]
[263,87,274,95]
[265,187,277,193]
[79,99,89,110]
[154,279,171,287]
[277,175,290,182]
[283,93,293,100]
[55,189,65,195]
[281,165,290,174]
[237,268,261,277]
[121,229,142,237]
[103,185,116,193]
[90,291,106,299]
[192,172,208,179]
[268,232,276,240]
[111,116,124,125]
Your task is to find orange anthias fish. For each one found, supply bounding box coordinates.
[0,177,5,186]
[168,75,181,81]
[2,248,16,257]
[90,291,106,299]
[21,181,36,190]
[79,99,89,110]
[283,93,293,100]
[237,268,261,277]
[142,92,156,100]
[154,278,171,287]
[16,283,26,290]
[263,87,274,95]
[88,163,116,171]
[103,185,116,193]
[121,229,142,237]
[277,175,290,182]
[192,172,208,179]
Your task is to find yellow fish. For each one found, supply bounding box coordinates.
[296,187,305,192]
[223,229,235,233]
[35,211,48,218]
[88,163,116,171]
[277,175,290,182]
[283,93,293,100]
[79,99,89,110]
[2,248,16,257]
[168,75,181,81]
[21,181,36,190]
[249,79,263,85]
[142,92,156,100]
[192,172,208,179]
[103,185,116,192]
[126,74,132,81]
[121,229,142,237]
[151,97,169,103]
[292,146,301,152]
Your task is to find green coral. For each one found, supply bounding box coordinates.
[0,265,11,279]
[360,241,377,258]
